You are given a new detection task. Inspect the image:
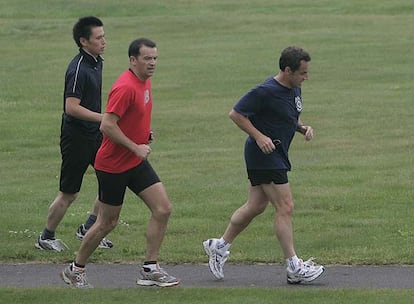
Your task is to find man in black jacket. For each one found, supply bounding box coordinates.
[35,16,113,251]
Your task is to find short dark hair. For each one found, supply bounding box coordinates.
[128,38,157,57]
[279,46,311,72]
[72,16,103,47]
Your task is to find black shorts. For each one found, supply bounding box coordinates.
[59,130,102,193]
[95,160,161,206]
[247,169,288,186]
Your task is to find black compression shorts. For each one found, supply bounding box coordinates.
[95,160,160,206]
[247,169,288,186]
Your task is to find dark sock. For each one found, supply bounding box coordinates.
[74,262,85,269]
[83,214,97,230]
[41,228,55,240]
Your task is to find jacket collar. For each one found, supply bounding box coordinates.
[79,48,104,64]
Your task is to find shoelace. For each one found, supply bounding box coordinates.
[75,272,89,286]
[212,250,229,278]
[218,251,230,267]
[151,267,176,282]
[296,258,318,275]
[303,257,316,266]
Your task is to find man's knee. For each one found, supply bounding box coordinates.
[277,199,294,216]
[51,192,78,210]
[153,201,173,219]
[96,216,118,234]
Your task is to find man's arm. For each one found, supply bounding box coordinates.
[65,97,103,123]
[100,112,151,160]
[229,109,276,154]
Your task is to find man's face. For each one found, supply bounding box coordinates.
[288,60,309,88]
[131,46,158,80]
[81,26,106,57]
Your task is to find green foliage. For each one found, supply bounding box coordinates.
[1,0,414,268]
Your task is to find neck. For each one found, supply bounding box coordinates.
[129,68,147,81]
[274,73,291,89]
[82,48,99,60]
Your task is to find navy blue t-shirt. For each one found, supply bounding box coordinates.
[233,77,303,171]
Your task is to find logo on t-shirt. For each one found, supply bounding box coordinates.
[144,89,150,104]
[294,96,302,112]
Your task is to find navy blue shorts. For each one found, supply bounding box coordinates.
[247,169,288,186]
[95,160,161,206]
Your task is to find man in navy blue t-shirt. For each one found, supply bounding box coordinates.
[204,46,325,284]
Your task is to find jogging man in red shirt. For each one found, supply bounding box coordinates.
[61,38,179,288]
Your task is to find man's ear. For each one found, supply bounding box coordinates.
[79,37,88,47]
[129,56,137,65]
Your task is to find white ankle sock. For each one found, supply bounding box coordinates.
[143,262,158,271]
[287,255,300,271]
[72,263,85,273]
[217,237,231,252]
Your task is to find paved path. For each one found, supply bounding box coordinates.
[1,263,414,288]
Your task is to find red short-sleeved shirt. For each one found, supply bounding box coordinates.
[95,69,152,173]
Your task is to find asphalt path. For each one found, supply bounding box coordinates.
[1,263,414,289]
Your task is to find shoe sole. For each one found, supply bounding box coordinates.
[34,243,44,250]
[34,241,65,252]
[76,232,84,241]
[137,279,180,287]
[287,266,325,284]
[202,240,224,280]
[97,244,113,249]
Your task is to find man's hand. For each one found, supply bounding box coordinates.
[256,135,277,154]
[302,125,313,141]
[133,144,152,159]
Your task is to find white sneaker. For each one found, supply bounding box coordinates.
[202,238,230,280]
[35,235,68,252]
[61,263,93,288]
[287,258,325,284]
[137,265,180,287]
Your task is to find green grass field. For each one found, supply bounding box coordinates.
[2,288,414,304]
[1,0,414,302]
